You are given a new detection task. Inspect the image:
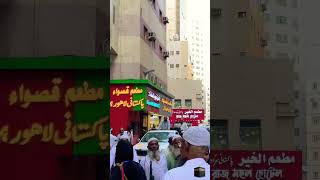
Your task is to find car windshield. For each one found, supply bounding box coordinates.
[140,132,172,143]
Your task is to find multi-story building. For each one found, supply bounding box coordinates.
[211,56,295,150]
[211,0,296,151]
[0,0,109,57]
[110,0,174,137]
[167,40,193,80]
[110,0,168,89]
[180,0,210,120]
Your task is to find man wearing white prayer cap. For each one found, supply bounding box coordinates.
[162,126,210,180]
[109,134,118,169]
[140,137,168,180]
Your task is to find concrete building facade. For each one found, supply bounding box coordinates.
[211,56,295,151]
[0,0,109,57]
[110,0,169,91]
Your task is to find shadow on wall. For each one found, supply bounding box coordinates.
[0,0,13,56]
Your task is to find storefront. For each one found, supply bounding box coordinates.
[0,56,109,180]
[110,79,174,139]
[212,150,302,180]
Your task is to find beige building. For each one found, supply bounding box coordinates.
[166,0,180,42]
[211,56,295,150]
[0,0,109,57]
[167,40,192,80]
[110,0,169,90]
[168,79,202,109]
[212,0,265,58]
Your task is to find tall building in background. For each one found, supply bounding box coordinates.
[211,0,295,151]
[0,0,109,57]
[180,0,210,120]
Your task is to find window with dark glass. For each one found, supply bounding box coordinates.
[174,99,181,108]
[240,120,261,150]
[211,120,228,149]
[185,99,192,108]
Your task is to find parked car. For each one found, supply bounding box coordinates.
[133,130,179,161]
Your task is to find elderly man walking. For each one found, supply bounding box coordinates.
[162,126,210,180]
[140,138,168,180]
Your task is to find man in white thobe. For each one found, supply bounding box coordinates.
[162,126,210,180]
[140,138,168,180]
[109,134,118,169]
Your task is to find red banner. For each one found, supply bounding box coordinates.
[211,150,302,180]
[170,109,205,123]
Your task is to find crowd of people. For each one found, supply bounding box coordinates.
[109,126,210,180]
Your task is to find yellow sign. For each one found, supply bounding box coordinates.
[110,98,145,109]
[8,78,105,108]
[0,114,109,150]
[112,86,144,96]
[161,98,173,106]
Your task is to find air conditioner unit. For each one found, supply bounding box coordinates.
[148,32,156,41]
[163,17,169,24]
[212,8,222,17]
[163,51,169,59]
[261,4,267,12]
[260,38,267,47]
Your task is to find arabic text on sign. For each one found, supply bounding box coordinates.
[148,91,160,102]
[0,115,109,150]
[112,86,144,96]
[161,98,172,106]
[110,98,145,109]
[163,106,171,113]
[9,78,105,108]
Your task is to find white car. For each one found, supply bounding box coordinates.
[133,130,179,161]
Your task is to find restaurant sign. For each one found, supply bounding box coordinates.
[110,85,146,111]
[170,109,204,123]
[211,150,302,180]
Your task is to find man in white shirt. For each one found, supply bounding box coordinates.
[162,126,210,180]
[109,134,118,169]
[140,138,168,180]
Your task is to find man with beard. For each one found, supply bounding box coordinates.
[117,128,125,140]
[164,135,183,170]
[158,117,170,130]
[162,126,210,180]
[140,138,168,180]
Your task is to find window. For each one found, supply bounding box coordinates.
[152,0,156,9]
[174,99,181,108]
[211,120,228,149]
[294,128,299,136]
[185,99,192,108]
[113,5,116,24]
[143,26,148,39]
[276,16,288,24]
[176,64,179,68]
[314,82,318,90]
[314,171,319,179]
[170,64,174,68]
[276,34,288,43]
[312,135,320,143]
[240,120,261,150]
[170,51,174,55]
[313,101,318,110]
[238,11,247,18]
[314,152,319,160]
[159,10,163,22]
[313,117,320,125]
[264,13,270,22]
[277,0,287,7]
[176,51,180,55]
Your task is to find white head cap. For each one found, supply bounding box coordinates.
[182,126,210,148]
[172,134,182,141]
[148,137,159,144]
